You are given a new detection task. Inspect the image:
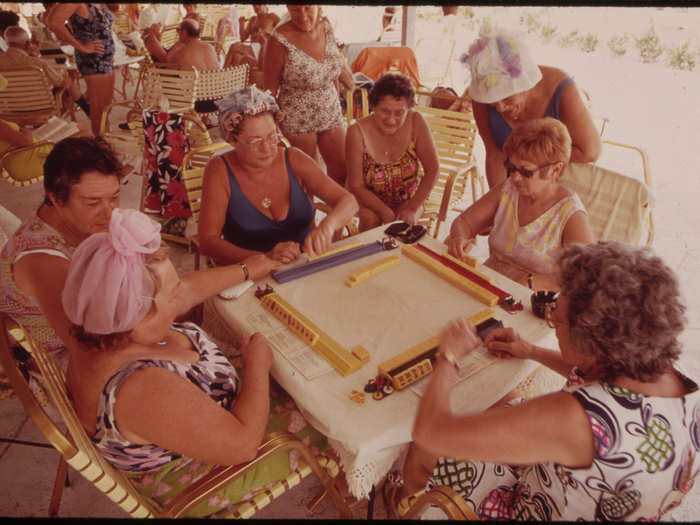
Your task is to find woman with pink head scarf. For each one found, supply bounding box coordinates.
[62,209,334,517]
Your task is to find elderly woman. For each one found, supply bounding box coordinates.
[465,26,601,187]
[199,86,358,265]
[62,209,330,517]
[346,73,439,232]
[447,117,594,291]
[0,137,276,369]
[386,241,699,520]
[264,4,353,185]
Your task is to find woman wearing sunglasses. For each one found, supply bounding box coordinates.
[199,86,358,266]
[447,117,594,291]
[464,26,601,188]
[388,241,698,520]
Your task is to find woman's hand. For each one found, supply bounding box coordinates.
[484,327,534,360]
[446,234,475,260]
[80,39,105,54]
[266,241,301,264]
[438,319,481,362]
[242,253,281,280]
[395,201,423,225]
[303,221,334,258]
[240,332,274,372]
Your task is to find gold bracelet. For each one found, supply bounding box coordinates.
[239,262,249,281]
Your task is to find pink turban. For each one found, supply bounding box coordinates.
[62,209,162,335]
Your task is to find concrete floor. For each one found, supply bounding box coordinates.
[1,56,700,519]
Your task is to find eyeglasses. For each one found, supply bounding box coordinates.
[238,132,283,150]
[504,158,559,179]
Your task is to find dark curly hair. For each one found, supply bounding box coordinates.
[368,73,415,110]
[558,241,686,382]
[43,137,125,207]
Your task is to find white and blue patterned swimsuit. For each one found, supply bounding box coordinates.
[92,323,240,472]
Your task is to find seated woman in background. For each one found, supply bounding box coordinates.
[346,73,439,232]
[447,117,593,291]
[199,86,358,265]
[62,209,332,517]
[388,241,698,521]
[465,26,601,187]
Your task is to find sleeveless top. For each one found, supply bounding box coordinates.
[430,370,700,520]
[91,323,240,472]
[488,77,574,150]
[69,3,115,76]
[272,19,345,136]
[221,148,315,253]
[359,115,422,208]
[487,179,586,279]
[0,214,74,355]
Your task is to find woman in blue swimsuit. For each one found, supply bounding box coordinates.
[199,86,358,266]
[464,27,601,187]
[48,3,115,137]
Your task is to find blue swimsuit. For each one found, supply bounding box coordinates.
[221,149,315,253]
[487,77,574,149]
[69,3,115,76]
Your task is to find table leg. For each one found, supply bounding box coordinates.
[366,484,376,519]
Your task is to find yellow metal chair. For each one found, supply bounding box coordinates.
[398,485,479,520]
[194,64,249,117]
[0,66,68,127]
[413,105,483,238]
[0,141,54,187]
[0,313,352,518]
[344,87,370,126]
[160,24,180,50]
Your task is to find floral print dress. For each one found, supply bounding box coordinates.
[429,370,700,520]
[69,3,115,76]
[93,322,328,517]
[272,19,345,136]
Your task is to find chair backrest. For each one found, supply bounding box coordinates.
[160,24,180,49]
[142,64,199,113]
[0,313,157,518]
[195,64,249,103]
[560,162,654,246]
[112,13,133,35]
[181,142,234,227]
[0,66,60,125]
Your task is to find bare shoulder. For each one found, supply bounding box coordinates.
[540,65,569,83]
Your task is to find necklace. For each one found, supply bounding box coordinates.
[261,197,272,208]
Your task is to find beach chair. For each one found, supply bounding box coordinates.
[0,66,67,127]
[194,64,249,117]
[0,313,352,518]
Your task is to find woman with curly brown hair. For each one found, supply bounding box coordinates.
[387,241,699,520]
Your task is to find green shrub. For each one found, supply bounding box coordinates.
[557,30,579,48]
[578,33,599,53]
[607,33,629,56]
[666,43,696,71]
[540,23,557,43]
[635,26,663,63]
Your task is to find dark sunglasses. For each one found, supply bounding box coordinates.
[504,158,559,179]
[384,222,427,244]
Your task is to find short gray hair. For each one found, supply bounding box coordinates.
[4,25,29,46]
[558,241,685,382]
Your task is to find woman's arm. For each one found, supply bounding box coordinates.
[345,122,395,223]
[287,147,359,256]
[395,111,439,224]
[412,321,594,467]
[446,182,504,260]
[559,82,602,164]
[113,333,273,466]
[473,102,507,188]
[47,3,103,54]
[262,33,285,96]
[198,156,264,264]
[0,120,32,147]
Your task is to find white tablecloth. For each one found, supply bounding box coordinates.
[203,226,557,499]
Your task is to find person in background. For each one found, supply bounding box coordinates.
[264,4,353,185]
[199,86,358,265]
[464,26,601,187]
[387,241,698,521]
[0,26,90,116]
[346,73,439,231]
[225,4,278,87]
[47,3,115,137]
[214,4,239,56]
[447,118,594,291]
[0,9,20,51]
[166,16,217,71]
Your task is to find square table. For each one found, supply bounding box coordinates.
[203,225,557,499]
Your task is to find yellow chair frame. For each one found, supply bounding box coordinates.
[0,313,352,518]
[0,66,68,127]
[0,140,54,187]
[399,485,479,520]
